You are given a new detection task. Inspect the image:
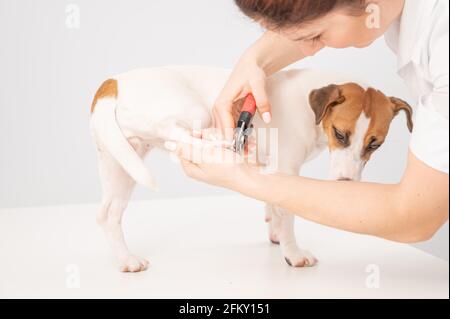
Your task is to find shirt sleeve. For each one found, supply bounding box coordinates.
[409,16,449,174]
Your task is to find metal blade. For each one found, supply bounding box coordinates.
[233,126,246,154]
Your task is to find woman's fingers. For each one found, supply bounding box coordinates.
[212,102,236,142]
[165,137,257,191]
[165,139,199,164]
[165,138,222,163]
[165,140,206,180]
[192,129,203,139]
[250,73,272,124]
[179,158,204,180]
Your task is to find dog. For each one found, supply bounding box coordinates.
[90,66,413,272]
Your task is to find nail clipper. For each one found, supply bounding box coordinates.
[233,94,257,155]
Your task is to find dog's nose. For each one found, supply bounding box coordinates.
[338,177,353,182]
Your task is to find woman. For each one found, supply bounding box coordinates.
[165,0,449,243]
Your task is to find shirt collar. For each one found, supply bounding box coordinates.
[394,0,436,69]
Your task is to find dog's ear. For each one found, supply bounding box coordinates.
[390,97,414,132]
[309,85,346,125]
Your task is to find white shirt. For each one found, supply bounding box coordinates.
[385,0,449,173]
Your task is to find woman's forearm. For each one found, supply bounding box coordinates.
[246,31,306,76]
[172,138,448,243]
[240,169,402,239]
[235,151,448,243]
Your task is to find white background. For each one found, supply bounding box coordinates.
[0,0,447,259]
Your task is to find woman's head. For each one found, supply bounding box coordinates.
[235,0,365,28]
[235,0,403,52]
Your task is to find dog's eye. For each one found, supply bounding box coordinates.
[333,127,348,145]
[367,139,382,151]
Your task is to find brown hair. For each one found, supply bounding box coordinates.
[235,0,366,29]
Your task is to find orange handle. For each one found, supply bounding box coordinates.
[241,94,257,115]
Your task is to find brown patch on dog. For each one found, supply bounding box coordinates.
[91,79,118,113]
[309,84,346,125]
[360,88,392,160]
[390,97,414,132]
[310,83,414,161]
[361,88,414,161]
[314,83,366,151]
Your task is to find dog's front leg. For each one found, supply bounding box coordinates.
[265,155,317,267]
[275,207,318,268]
[265,204,281,244]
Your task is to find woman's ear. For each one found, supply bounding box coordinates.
[390,97,414,132]
[309,84,345,125]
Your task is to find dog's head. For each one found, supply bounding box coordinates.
[309,83,413,181]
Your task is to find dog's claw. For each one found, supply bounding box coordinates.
[119,255,149,273]
[285,258,292,266]
[283,249,317,268]
[269,232,280,245]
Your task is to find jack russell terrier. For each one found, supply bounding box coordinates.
[90,66,413,272]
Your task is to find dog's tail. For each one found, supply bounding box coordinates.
[91,97,158,191]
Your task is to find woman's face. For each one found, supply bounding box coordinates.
[273,8,390,56]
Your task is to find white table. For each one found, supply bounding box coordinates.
[0,195,448,299]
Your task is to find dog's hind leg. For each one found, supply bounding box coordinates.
[96,137,150,272]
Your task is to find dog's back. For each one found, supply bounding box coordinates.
[90,66,363,188]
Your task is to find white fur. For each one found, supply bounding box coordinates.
[329,113,371,181]
[90,66,366,272]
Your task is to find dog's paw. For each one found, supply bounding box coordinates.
[118,255,149,273]
[269,232,280,245]
[283,249,318,268]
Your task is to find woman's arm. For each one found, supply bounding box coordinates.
[240,151,449,243]
[249,30,309,76]
[167,139,448,244]
[212,31,309,137]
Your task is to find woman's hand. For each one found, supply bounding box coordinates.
[212,31,309,141]
[164,139,256,191]
[212,53,272,141]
